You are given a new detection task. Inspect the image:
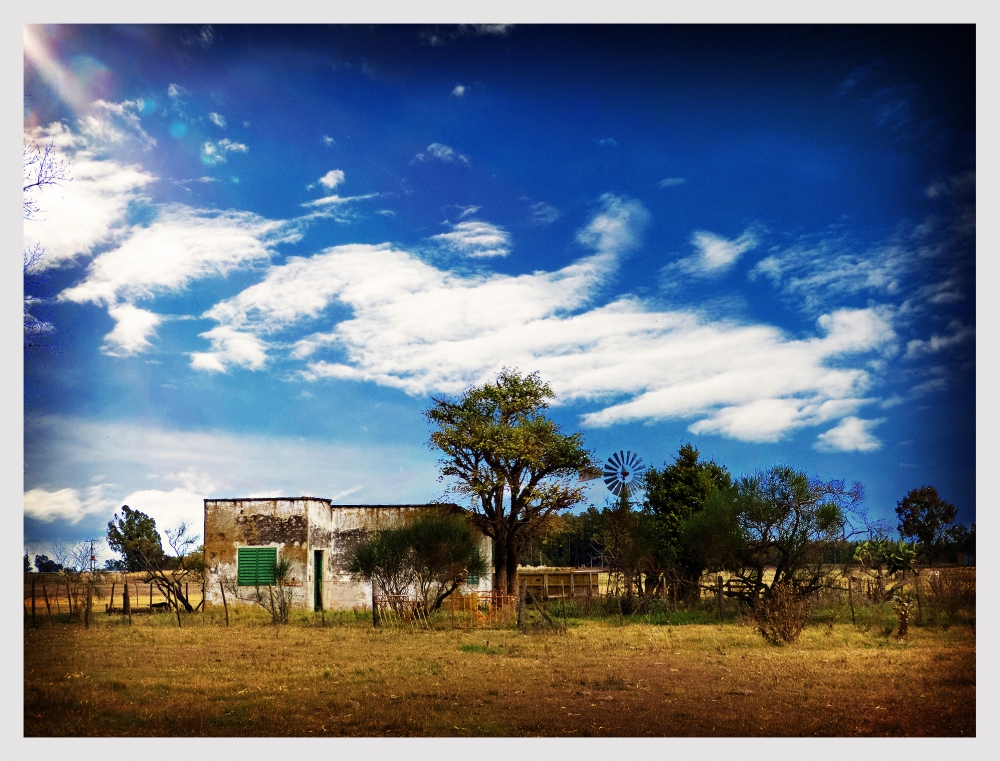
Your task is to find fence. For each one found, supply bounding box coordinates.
[23,574,205,623]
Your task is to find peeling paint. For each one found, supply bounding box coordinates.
[204,498,492,611]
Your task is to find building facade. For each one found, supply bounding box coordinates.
[203,497,491,610]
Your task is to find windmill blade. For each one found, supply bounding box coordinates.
[609,452,621,468]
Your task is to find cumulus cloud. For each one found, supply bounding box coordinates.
[678,227,760,275]
[321,135,336,146]
[814,416,886,452]
[167,83,188,100]
[191,194,895,443]
[317,169,345,189]
[189,325,270,372]
[452,84,466,97]
[412,142,470,166]
[103,303,162,356]
[208,111,226,128]
[201,138,248,165]
[430,220,512,258]
[657,177,686,188]
[598,138,618,148]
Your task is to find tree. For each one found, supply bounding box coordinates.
[895,486,957,564]
[24,552,31,573]
[34,554,64,573]
[425,369,599,594]
[107,506,200,612]
[683,466,864,611]
[348,511,487,616]
[642,443,731,600]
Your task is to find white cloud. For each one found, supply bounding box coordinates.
[412,142,470,166]
[321,135,336,146]
[317,169,345,189]
[103,303,162,356]
[679,227,760,275]
[24,484,116,523]
[814,416,886,452]
[208,111,227,128]
[60,205,299,308]
[201,138,248,165]
[452,84,466,97]
[167,83,188,99]
[598,138,618,148]
[657,177,686,188]
[193,194,894,443]
[530,201,559,225]
[189,325,270,372]
[300,192,379,210]
[23,120,158,270]
[430,220,511,258]
[904,321,974,359]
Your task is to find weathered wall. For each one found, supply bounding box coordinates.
[204,498,318,609]
[205,499,494,611]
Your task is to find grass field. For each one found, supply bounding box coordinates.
[24,605,974,737]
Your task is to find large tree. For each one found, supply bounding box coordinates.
[642,443,731,599]
[895,486,957,563]
[683,465,864,611]
[425,369,599,594]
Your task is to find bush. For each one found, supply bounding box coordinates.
[754,582,810,644]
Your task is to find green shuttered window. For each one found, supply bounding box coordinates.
[238,547,277,586]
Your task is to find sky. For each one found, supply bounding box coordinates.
[22,24,976,562]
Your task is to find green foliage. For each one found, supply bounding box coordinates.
[107,505,164,572]
[895,486,957,559]
[34,554,63,573]
[642,443,731,591]
[853,538,918,575]
[348,510,487,612]
[425,368,599,592]
[684,465,863,609]
[24,552,31,573]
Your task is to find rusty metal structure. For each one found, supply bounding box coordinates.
[203,498,492,611]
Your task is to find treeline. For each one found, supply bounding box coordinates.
[518,444,975,609]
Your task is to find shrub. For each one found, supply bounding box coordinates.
[754,582,810,644]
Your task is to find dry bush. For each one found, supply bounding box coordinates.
[925,569,975,625]
[754,583,811,644]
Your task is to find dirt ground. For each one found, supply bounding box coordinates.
[23,607,974,737]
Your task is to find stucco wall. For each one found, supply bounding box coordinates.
[205,498,493,611]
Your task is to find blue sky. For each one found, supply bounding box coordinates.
[23,24,975,560]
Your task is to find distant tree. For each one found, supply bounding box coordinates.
[683,465,864,611]
[944,523,976,555]
[24,552,31,573]
[103,558,127,571]
[107,506,200,612]
[895,486,957,564]
[425,368,599,594]
[34,554,64,573]
[642,443,731,600]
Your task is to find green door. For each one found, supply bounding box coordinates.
[313,550,323,611]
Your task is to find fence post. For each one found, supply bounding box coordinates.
[716,575,724,623]
[371,584,381,629]
[109,583,115,614]
[84,582,92,629]
[42,584,52,623]
[124,581,132,626]
[219,580,229,626]
[150,583,153,608]
[847,576,856,626]
[31,577,37,628]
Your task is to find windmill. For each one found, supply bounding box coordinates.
[602,450,646,500]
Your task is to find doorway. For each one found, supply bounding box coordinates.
[313,550,324,611]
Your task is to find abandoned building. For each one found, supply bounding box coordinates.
[203,497,493,610]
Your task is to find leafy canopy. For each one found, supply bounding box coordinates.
[107,505,164,572]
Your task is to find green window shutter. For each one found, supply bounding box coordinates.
[238,547,277,586]
[466,574,479,586]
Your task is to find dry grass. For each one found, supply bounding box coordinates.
[24,606,974,737]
